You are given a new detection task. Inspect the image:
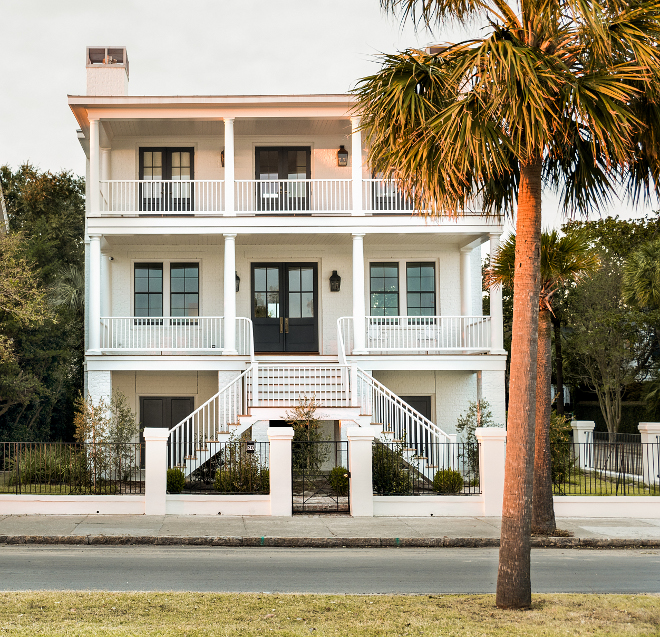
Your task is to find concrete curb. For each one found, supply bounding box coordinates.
[0,535,659,548]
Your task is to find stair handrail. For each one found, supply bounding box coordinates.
[337,317,349,366]
[168,365,254,469]
[356,367,451,443]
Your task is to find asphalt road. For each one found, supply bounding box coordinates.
[0,547,658,594]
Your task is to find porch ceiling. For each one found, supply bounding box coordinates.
[102,117,350,139]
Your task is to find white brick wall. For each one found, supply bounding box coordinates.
[87,370,112,405]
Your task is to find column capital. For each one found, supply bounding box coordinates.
[489,231,502,240]
[223,233,237,239]
[89,233,102,240]
[352,232,365,239]
[350,115,361,127]
[223,117,235,123]
[460,245,473,253]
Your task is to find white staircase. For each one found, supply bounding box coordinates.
[168,361,454,478]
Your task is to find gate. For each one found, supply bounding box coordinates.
[292,440,350,514]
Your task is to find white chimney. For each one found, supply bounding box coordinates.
[86,47,129,96]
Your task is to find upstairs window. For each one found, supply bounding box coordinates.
[134,264,163,317]
[370,263,399,316]
[170,263,199,317]
[406,263,435,316]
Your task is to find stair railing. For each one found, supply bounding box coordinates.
[168,365,254,468]
[356,368,452,468]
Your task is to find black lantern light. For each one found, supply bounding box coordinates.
[235,271,240,292]
[329,270,341,292]
[337,145,348,167]
[221,150,225,168]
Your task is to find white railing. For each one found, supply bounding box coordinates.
[100,317,224,350]
[255,365,351,407]
[356,368,452,467]
[235,179,351,213]
[362,179,418,212]
[365,316,491,352]
[100,316,254,355]
[337,317,353,366]
[99,180,224,214]
[168,366,254,470]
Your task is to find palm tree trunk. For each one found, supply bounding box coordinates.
[496,158,543,610]
[532,308,556,533]
[553,316,564,416]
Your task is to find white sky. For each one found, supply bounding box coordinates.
[1,0,656,236]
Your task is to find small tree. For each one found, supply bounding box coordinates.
[456,400,497,480]
[286,395,329,475]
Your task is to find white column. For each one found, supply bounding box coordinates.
[100,147,111,213]
[352,233,366,353]
[489,233,504,351]
[460,247,472,316]
[475,427,506,516]
[89,235,102,352]
[89,119,100,217]
[351,117,364,216]
[224,118,235,215]
[268,427,294,516]
[347,426,375,517]
[101,255,112,318]
[143,427,169,516]
[638,423,660,486]
[223,233,237,354]
[571,420,595,470]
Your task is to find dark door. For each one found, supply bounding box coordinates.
[140,396,194,466]
[139,148,194,212]
[255,147,310,212]
[252,263,318,353]
[400,395,432,456]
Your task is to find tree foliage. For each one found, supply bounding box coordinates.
[0,164,85,442]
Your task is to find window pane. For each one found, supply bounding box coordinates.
[184,278,198,293]
[383,265,398,278]
[254,268,266,291]
[289,268,301,292]
[371,278,384,292]
[267,292,280,318]
[185,294,198,315]
[135,294,148,309]
[301,292,314,317]
[135,278,149,293]
[385,277,398,292]
[171,277,184,293]
[420,276,435,292]
[254,292,267,317]
[371,265,384,279]
[171,296,184,309]
[384,294,398,308]
[171,266,185,278]
[149,277,162,293]
[267,268,279,291]
[407,262,435,316]
[301,268,313,291]
[289,293,301,318]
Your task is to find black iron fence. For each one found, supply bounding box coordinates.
[373,441,481,495]
[166,440,270,495]
[292,440,349,513]
[0,442,144,495]
[552,441,660,496]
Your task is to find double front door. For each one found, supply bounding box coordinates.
[252,263,318,352]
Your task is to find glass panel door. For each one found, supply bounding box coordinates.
[255,147,311,212]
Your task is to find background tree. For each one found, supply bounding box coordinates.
[0,164,85,442]
[489,230,599,533]
[356,0,660,608]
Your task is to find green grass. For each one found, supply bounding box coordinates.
[0,592,658,636]
[554,471,659,496]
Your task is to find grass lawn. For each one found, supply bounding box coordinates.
[554,472,659,496]
[0,592,658,636]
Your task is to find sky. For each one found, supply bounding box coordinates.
[0,0,657,235]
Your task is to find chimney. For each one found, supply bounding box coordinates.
[86,46,129,96]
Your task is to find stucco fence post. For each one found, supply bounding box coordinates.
[347,427,376,517]
[571,421,595,470]
[475,427,506,516]
[268,427,294,516]
[639,422,660,486]
[143,427,169,516]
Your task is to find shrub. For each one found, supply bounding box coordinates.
[8,444,88,487]
[432,469,464,494]
[213,442,270,493]
[329,466,349,496]
[550,412,575,485]
[167,468,186,493]
[372,440,413,495]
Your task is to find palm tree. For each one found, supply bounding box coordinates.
[623,239,660,310]
[355,0,660,608]
[489,230,599,533]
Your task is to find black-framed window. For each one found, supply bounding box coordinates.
[370,263,399,316]
[139,148,194,181]
[406,263,436,316]
[134,264,163,318]
[170,263,199,317]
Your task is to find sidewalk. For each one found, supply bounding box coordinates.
[1,515,660,547]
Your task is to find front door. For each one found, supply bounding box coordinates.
[255,147,311,212]
[252,263,318,353]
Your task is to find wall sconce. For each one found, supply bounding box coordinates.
[329,270,341,292]
[337,145,348,167]
[221,150,225,168]
[235,271,240,293]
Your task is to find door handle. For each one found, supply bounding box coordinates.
[279,317,283,334]
[285,318,289,333]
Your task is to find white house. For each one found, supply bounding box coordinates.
[70,46,507,473]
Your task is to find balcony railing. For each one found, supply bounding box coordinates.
[99,317,253,355]
[338,316,492,355]
[235,179,352,213]
[100,180,224,214]
[362,179,417,212]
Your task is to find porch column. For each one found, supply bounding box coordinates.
[101,255,112,318]
[143,428,169,516]
[100,147,110,212]
[351,116,364,215]
[489,233,504,351]
[476,427,507,516]
[460,246,472,316]
[347,427,375,517]
[89,118,100,217]
[268,427,294,516]
[89,235,102,353]
[352,233,366,353]
[223,233,237,354]
[224,118,235,216]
